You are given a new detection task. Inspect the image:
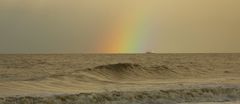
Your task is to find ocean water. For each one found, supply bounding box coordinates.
[0,53,239,82]
[0,54,240,103]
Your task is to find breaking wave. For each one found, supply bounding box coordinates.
[81,63,180,81]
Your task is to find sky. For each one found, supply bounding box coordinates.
[0,0,240,53]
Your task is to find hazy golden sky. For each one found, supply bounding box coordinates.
[0,0,240,53]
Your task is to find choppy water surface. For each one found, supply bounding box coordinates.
[0,54,239,82]
[0,54,240,104]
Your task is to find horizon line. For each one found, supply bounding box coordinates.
[0,52,240,55]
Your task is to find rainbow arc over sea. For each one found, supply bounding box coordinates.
[99,6,153,53]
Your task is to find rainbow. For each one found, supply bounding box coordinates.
[99,9,152,53]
